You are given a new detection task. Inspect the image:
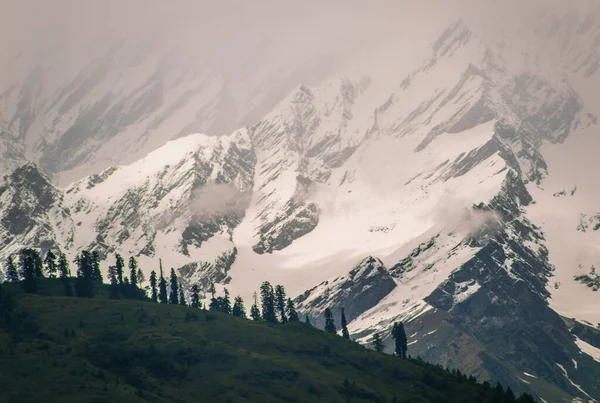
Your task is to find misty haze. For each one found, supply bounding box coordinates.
[1,1,600,402]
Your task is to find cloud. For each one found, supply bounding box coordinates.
[431,196,501,236]
[190,183,250,218]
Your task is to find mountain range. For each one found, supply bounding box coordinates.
[2,2,600,401]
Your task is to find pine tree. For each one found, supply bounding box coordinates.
[190,284,200,308]
[58,253,70,278]
[115,254,125,285]
[129,257,138,291]
[19,248,41,293]
[392,322,408,359]
[5,255,19,283]
[286,298,299,321]
[158,261,168,304]
[108,265,119,299]
[44,250,58,278]
[58,253,72,296]
[31,249,43,278]
[75,251,94,298]
[305,315,311,326]
[341,308,350,339]
[149,270,158,302]
[260,281,277,323]
[179,281,186,306]
[222,288,232,314]
[250,292,261,321]
[275,285,287,323]
[91,251,103,283]
[137,268,145,288]
[324,308,336,334]
[372,332,384,353]
[209,280,217,310]
[232,296,246,318]
[169,268,179,305]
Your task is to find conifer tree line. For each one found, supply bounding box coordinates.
[2,250,412,356]
[1,248,180,302]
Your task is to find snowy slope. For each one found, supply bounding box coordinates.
[3,6,600,400]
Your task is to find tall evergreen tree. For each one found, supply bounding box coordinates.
[19,248,41,293]
[31,249,43,278]
[209,280,217,310]
[58,253,72,296]
[115,254,125,285]
[158,260,168,304]
[129,257,138,291]
[305,315,311,326]
[75,251,94,298]
[260,281,277,323]
[44,250,58,278]
[190,284,201,308]
[168,268,179,305]
[4,255,19,283]
[91,251,103,283]
[324,308,336,334]
[232,296,246,318]
[372,332,384,353]
[58,253,70,278]
[275,285,287,323]
[392,322,408,359]
[286,298,299,321]
[137,268,145,288]
[108,265,119,299]
[341,308,350,339]
[250,292,261,321]
[222,288,232,314]
[179,281,186,306]
[149,270,158,302]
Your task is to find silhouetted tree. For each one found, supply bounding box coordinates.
[179,281,186,306]
[91,251,103,283]
[232,296,246,318]
[137,268,145,288]
[4,255,19,283]
[75,251,94,298]
[250,292,261,321]
[169,268,179,305]
[209,280,217,309]
[341,308,350,339]
[129,257,138,292]
[108,265,119,299]
[158,261,168,304]
[115,254,125,285]
[44,250,58,278]
[286,298,299,321]
[222,288,232,314]
[190,284,200,308]
[372,332,384,353]
[305,315,311,326]
[275,285,287,323]
[58,253,72,296]
[324,308,336,334]
[19,248,42,293]
[149,270,158,302]
[392,322,408,359]
[260,281,277,323]
[505,387,516,402]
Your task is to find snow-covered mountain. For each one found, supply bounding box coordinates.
[3,2,600,400]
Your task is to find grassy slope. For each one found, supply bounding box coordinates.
[0,280,525,403]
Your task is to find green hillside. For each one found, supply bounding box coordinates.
[0,279,534,403]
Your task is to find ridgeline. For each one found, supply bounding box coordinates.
[0,279,535,402]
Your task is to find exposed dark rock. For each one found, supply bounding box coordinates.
[295,256,396,329]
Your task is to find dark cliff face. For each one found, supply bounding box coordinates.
[0,163,71,254]
[295,256,397,329]
[411,172,600,400]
